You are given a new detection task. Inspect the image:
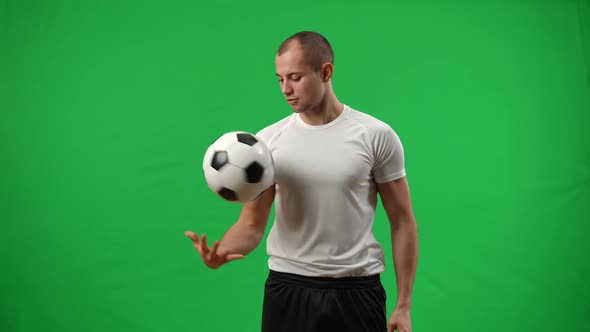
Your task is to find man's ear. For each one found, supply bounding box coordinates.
[321,63,334,81]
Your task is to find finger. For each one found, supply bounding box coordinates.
[194,245,203,256]
[389,323,398,332]
[185,231,199,243]
[200,234,209,253]
[225,254,245,262]
[185,231,204,255]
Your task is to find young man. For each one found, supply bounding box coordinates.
[186,31,418,332]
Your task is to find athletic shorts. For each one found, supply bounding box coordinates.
[261,269,387,332]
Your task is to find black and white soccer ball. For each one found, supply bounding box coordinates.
[202,131,274,202]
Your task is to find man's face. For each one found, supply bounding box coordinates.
[275,43,325,113]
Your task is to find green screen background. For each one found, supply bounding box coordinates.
[2,1,589,331]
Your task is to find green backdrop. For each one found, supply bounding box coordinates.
[2,1,589,331]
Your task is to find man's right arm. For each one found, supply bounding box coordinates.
[218,184,276,256]
[185,184,275,269]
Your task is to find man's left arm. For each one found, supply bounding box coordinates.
[377,176,418,332]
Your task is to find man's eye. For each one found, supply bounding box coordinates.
[291,77,301,81]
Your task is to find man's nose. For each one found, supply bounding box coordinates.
[281,81,293,95]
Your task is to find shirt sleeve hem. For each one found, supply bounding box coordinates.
[374,170,406,184]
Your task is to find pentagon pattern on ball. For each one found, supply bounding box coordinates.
[211,151,228,170]
[218,187,237,201]
[245,162,264,183]
[237,133,258,146]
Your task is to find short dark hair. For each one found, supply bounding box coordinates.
[277,31,334,72]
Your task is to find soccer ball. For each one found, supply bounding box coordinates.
[202,131,274,202]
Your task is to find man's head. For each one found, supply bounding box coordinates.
[275,31,335,113]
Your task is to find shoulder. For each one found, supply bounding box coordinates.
[256,113,296,144]
[344,105,399,139]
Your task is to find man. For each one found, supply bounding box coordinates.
[185,31,418,332]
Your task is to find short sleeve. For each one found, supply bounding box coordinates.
[372,125,406,183]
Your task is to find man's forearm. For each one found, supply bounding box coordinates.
[218,220,265,256]
[390,215,419,310]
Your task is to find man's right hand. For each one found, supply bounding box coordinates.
[185,231,245,269]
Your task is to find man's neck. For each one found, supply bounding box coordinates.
[299,96,344,126]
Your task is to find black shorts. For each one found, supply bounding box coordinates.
[262,270,387,332]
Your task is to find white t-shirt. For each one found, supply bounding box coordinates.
[256,104,406,277]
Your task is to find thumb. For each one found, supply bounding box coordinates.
[225,253,245,262]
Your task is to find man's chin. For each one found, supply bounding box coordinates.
[290,105,307,113]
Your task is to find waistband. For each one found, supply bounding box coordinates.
[267,270,382,289]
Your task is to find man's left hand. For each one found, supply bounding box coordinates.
[387,308,412,332]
